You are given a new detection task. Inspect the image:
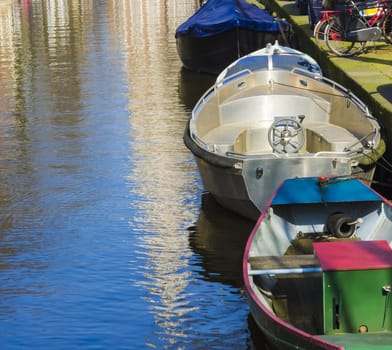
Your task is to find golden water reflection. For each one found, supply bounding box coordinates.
[0,0,267,348]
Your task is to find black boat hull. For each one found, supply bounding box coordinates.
[176,27,289,75]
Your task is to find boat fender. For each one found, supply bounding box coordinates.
[358,138,386,166]
[327,212,357,238]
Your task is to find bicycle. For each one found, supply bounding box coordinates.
[313,9,341,51]
[313,4,368,54]
[314,0,392,56]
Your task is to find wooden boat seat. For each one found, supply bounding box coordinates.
[249,255,321,275]
[305,123,359,153]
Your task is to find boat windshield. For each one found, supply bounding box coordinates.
[216,54,321,84]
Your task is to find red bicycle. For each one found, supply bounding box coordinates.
[313,10,341,51]
[314,0,392,56]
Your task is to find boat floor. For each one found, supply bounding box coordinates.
[268,274,323,334]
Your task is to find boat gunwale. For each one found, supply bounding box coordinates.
[192,67,374,122]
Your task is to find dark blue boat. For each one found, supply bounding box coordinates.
[175,0,292,74]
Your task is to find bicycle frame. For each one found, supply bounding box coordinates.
[327,0,384,42]
[352,0,392,29]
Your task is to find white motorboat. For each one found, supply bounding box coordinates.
[183,44,384,220]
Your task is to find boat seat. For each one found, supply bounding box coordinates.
[233,127,271,153]
[305,123,359,153]
[249,255,321,275]
[202,124,246,152]
[203,122,271,153]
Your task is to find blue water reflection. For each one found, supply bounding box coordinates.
[0,0,268,349]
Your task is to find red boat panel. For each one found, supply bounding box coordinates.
[313,240,392,271]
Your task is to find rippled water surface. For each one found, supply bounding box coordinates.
[0,1,270,349]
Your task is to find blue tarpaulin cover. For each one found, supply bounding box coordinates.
[175,0,288,38]
[271,177,382,205]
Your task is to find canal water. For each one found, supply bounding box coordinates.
[0,0,270,349]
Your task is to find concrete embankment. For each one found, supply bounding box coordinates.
[262,0,392,155]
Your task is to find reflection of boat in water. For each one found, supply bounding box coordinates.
[188,193,253,286]
[183,43,385,220]
[244,176,392,349]
[247,314,275,350]
[177,68,216,111]
[175,0,292,74]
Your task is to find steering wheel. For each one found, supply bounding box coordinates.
[268,119,305,153]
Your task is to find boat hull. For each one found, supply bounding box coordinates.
[176,28,289,75]
[248,300,340,350]
[185,55,384,220]
[186,130,376,220]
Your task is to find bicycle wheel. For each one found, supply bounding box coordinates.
[382,15,392,44]
[325,16,367,56]
[313,19,329,51]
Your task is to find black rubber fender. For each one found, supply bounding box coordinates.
[327,212,356,238]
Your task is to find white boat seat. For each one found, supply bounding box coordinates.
[202,122,359,155]
[234,127,271,153]
[305,123,359,153]
[204,124,257,145]
[203,122,269,152]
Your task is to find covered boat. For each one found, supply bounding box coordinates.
[175,0,292,74]
[183,44,384,220]
[243,176,392,349]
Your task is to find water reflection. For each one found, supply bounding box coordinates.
[119,0,211,348]
[0,0,270,348]
[189,192,254,287]
[178,68,216,111]
[247,314,275,350]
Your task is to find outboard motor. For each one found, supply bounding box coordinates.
[327,212,362,238]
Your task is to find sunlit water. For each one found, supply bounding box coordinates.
[0,0,271,349]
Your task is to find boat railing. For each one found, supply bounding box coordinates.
[193,68,255,118]
[291,67,372,117]
[216,68,253,87]
[192,85,219,118]
[344,128,379,152]
[194,67,373,123]
[191,130,211,150]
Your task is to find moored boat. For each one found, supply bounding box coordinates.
[175,0,292,74]
[183,45,384,220]
[243,176,392,349]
